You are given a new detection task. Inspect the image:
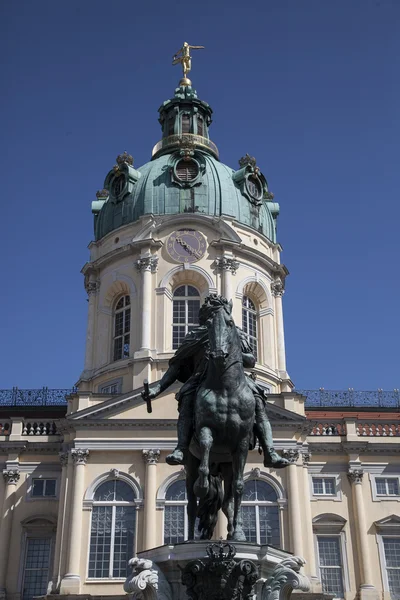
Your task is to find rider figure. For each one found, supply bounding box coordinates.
[143,294,289,469]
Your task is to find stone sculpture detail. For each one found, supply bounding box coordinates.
[180,542,258,600]
[124,557,172,600]
[261,557,310,600]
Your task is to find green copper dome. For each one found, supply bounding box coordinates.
[92,85,279,243]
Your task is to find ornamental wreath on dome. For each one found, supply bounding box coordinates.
[113,151,134,172]
[177,136,196,161]
[239,153,259,173]
[96,189,109,199]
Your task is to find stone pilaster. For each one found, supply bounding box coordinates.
[60,449,89,594]
[282,450,303,557]
[271,277,286,375]
[83,276,99,373]
[215,257,239,302]
[142,449,160,550]
[301,453,319,587]
[347,468,379,600]
[136,256,158,351]
[51,452,69,592]
[0,469,20,594]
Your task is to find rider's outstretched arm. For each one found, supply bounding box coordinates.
[159,362,180,393]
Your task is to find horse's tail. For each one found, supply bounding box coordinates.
[197,473,223,539]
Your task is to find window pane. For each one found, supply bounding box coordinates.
[32,480,44,497]
[187,300,200,324]
[166,480,187,501]
[89,506,112,578]
[44,479,56,497]
[313,478,324,495]
[324,478,335,495]
[255,481,278,502]
[164,505,186,544]
[22,538,51,600]
[376,478,387,495]
[241,506,257,543]
[173,286,186,297]
[114,481,135,502]
[259,505,280,546]
[384,538,400,568]
[187,285,199,297]
[112,506,136,578]
[243,480,257,501]
[114,312,124,337]
[318,537,344,598]
[387,479,400,495]
[94,481,115,502]
[113,337,122,361]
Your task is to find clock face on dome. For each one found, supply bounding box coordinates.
[166,229,207,263]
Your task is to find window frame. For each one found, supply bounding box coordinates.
[112,295,131,363]
[242,295,258,361]
[313,514,350,597]
[162,478,190,544]
[315,535,346,599]
[312,476,338,498]
[18,517,56,600]
[377,534,400,597]
[99,378,122,395]
[240,477,282,547]
[308,469,342,502]
[370,474,400,502]
[85,474,142,582]
[172,284,201,350]
[27,475,59,501]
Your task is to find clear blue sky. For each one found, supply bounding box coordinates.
[1,0,399,390]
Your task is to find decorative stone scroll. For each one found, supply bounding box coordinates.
[348,468,364,484]
[271,278,285,298]
[215,257,240,275]
[124,557,172,600]
[261,557,310,600]
[85,280,99,296]
[180,541,258,600]
[59,452,69,467]
[71,448,89,465]
[3,469,20,485]
[142,449,160,465]
[282,449,299,463]
[137,256,159,273]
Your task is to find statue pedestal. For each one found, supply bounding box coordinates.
[126,541,313,600]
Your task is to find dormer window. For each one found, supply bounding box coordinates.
[176,159,198,182]
[247,175,262,200]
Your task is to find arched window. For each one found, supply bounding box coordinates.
[172,285,200,349]
[240,479,280,546]
[113,296,130,361]
[242,295,258,360]
[181,113,190,134]
[88,479,136,579]
[164,479,199,544]
[197,115,204,137]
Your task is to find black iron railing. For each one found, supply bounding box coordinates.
[297,388,400,408]
[1,387,399,408]
[0,388,73,406]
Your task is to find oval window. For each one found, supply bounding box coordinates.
[247,175,262,200]
[175,159,199,182]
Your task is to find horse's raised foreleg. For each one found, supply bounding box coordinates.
[185,451,199,540]
[220,463,234,540]
[193,426,213,498]
[231,438,249,542]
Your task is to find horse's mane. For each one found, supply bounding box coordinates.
[199,294,232,322]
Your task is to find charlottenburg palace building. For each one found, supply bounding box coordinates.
[0,67,399,600]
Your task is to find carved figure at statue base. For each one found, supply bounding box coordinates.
[142,295,289,541]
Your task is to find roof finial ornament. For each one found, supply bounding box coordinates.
[173,41,204,87]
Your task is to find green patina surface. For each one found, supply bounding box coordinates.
[93,85,279,243]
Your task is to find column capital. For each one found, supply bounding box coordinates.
[71,448,89,465]
[59,452,69,467]
[271,277,285,297]
[302,451,312,465]
[3,469,20,485]
[348,468,364,484]
[142,449,160,465]
[215,257,240,275]
[136,256,158,273]
[85,280,99,297]
[282,449,299,463]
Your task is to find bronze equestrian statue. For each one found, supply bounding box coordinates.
[143,294,288,541]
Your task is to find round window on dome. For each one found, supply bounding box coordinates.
[246,175,262,200]
[175,159,199,182]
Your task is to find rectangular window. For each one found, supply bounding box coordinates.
[313,477,336,496]
[22,538,52,600]
[100,381,121,394]
[181,114,190,134]
[317,536,345,598]
[376,477,400,496]
[31,479,56,498]
[383,538,400,599]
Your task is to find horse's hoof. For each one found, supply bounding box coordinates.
[193,479,209,498]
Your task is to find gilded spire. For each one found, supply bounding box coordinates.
[172,41,204,87]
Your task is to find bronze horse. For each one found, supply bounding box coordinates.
[185,297,255,541]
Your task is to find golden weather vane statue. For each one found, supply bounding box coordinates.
[172,41,204,86]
